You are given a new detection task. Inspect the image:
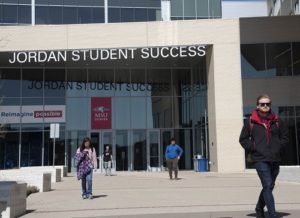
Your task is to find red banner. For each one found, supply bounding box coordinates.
[91,97,112,129]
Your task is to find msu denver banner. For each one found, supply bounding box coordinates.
[91,97,112,129]
[0,105,65,124]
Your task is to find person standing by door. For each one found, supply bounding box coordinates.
[165,138,183,180]
[75,137,98,199]
[102,145,113,176]
[239,94,289,218]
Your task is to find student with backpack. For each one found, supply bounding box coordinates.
[239,94,289,218]
[75,137,97,199]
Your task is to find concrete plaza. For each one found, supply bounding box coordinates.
[21,170,300,218]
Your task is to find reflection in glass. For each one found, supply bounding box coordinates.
[131,98,146,129]
[88,69,115,97]
[266,43,292,76]
[44,69,65,97]
[241,44,271,78]
[113,97,130,129]
[293,42,300,75]
[115,69,130,96]
[22,69,44,97]
[0,68,21,97]
[66,98,88,130]
[66,69,87,97]
[147,69,171,96]
[21,131,42,167]
[147,97,172,128]
[0,132,19,169]
[172,68,191,96]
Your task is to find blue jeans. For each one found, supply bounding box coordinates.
[255,161,280,217]
[81,170,93,197]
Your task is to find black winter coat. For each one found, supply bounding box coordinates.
[239,111,289,162]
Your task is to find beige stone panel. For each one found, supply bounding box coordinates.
[208,41,245,172]
[146,19,240,47]
[242,77,300,107]
[66,23,148,49]
[0,25,68,51]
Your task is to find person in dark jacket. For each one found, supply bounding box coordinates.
[165,138,183,180]
[239,94,289,218]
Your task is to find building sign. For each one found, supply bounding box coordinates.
[91,97,112,129]
[0,105,65,124]
[8,45,206,64]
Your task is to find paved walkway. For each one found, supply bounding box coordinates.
[22,171,300,218]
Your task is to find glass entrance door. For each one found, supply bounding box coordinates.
[115,130,129,171]
[101,130,115,173]
[147,130,161,171]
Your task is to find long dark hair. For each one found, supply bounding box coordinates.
[80,137,93,152]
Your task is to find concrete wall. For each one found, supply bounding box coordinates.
[0,19,246,172]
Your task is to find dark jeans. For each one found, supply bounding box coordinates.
[254,161,280,217]
[166,158,178,179]
[81,170,93,197]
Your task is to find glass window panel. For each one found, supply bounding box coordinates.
[108,8,120,23]
[18,5,31,24]
[78,7,92,23]
[36,0,48,5]
[88,69,115,97]
[109,0,161,7]
[174,96,193,128]
[44,98,65,105]
[193,96,208,128]
[19,0,32,4]
[2,0,19,3]
[44,69,65,97]
[66,69,87,97]
[0,132,20,169]
[147,97,172,128]
[3,5,18,23]
[131,69,146,96]
[120,8,134,22]
[173,69,192,96]
[134,8,147,22]
[184,0,196,17]
[209,0,221,18]
[113,97,130,129]
[66,98,88,130]
[21,131,42,167]
[174,129,193,169]
[49,0,63,5]
[92,7,104,23]
[131,98,146,129]
[63,6,77,24]
[196,0,208,18]
[0,5,2,23]
[64,0,76,6]
[0,98,21,130]
[115,69,130,96]
[36,6,48,24]
[48,6,63,24]
[76,0,103,6]
[266,43,292,76]
[22,69,44,97]
[0,68,21,97]
[192,60,207,96]
[146,69,171,96]
[292,42,300,75]
[147,9,159,21]
[171,0,183,17]
[241,44,271,78]
[278,106,295,117]
[296,106,300,117]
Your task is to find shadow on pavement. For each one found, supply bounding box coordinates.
[247,211,291,217]
[92,195,107,199]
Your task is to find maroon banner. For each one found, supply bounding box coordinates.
[91,97,112,129]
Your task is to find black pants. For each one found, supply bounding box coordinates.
[166,158,178,179]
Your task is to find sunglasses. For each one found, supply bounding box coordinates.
[258,103,271,107]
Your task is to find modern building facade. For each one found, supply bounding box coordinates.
[0,1,300,173]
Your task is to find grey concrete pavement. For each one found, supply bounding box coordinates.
[21,171,300,218]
